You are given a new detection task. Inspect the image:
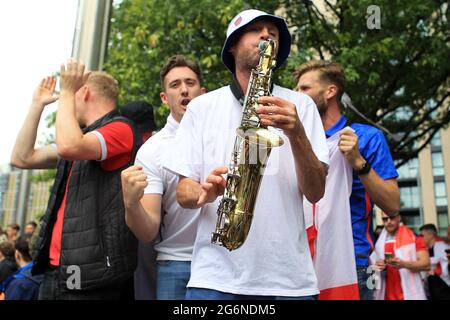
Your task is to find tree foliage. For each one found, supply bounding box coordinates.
[104,0,281,128]
[283,0,450,166]
[105,0,450,165]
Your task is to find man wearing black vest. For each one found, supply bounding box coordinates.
[10,58,139,299]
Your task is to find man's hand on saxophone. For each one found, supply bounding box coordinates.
[198,167,228,206]
[176,167,228,209]
[257,95,327,203]
[256,96,303,139]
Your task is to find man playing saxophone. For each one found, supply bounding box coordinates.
[164,9,329,299]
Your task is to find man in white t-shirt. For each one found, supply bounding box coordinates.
[163,10,329,300]
[121,55,206,299]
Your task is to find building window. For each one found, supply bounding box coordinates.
[434,181,448,207]
[432,152,445,176]
[400,186,421,208]
[437,211,449,237]
[397,158,418,179]
[430,132,441,148]
[393,105,412,121]
[401,211,422,234]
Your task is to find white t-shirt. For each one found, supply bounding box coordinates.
[135,115,201,261]
[164,85,329,296]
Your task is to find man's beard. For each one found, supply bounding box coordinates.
[316,97,328,116]
[235,47,260,71]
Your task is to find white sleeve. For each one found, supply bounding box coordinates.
[430,256,440,266]
[299,95,330,166]
[91,131,107,161]
[135,145,163,195]
[162,106,203,181]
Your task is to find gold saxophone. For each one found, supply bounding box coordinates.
[211,39,284,251]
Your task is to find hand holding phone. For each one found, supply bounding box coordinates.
[385,252,394,260]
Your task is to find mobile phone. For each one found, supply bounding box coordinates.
[385,253,394,260]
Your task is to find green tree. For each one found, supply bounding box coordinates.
[104,0,281,128]
[105,0,450,166]
[282,0,450,166]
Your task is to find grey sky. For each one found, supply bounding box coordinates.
[0,0,78,166]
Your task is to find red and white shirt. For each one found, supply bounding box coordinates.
[49,121,133,266]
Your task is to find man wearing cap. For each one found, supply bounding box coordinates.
[163,10,329,299]
[121,55,206,299]
[121,100,156,144]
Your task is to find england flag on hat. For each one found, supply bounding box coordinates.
[221,9,292,73]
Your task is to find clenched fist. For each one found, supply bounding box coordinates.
[121,165,148,208]
[339,128,365,170]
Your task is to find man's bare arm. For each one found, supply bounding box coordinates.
[176,177,203,209]
[10,77,59,169]
[125,194,162,243]
[177,168,228,209]
[339,129,400,215]
[388,250,430,272]
[360,176,400,215]
[56,59,104,161]
[122,165,162,243]
[401,250,430,272]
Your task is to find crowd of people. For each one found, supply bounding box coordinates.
[0,9,449,300]
[0,222,41,299]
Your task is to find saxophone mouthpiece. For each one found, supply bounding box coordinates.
[258,40,268,52]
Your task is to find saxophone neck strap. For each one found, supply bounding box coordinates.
[230,75,245,106]
[230,74,274,107]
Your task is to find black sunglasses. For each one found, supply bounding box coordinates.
[382,213,399,222]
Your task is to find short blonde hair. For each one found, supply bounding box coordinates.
[294,60,346,101]
[86,71,119,102]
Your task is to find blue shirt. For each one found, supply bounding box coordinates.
[326,115,398,267]
[4,262,41,300]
